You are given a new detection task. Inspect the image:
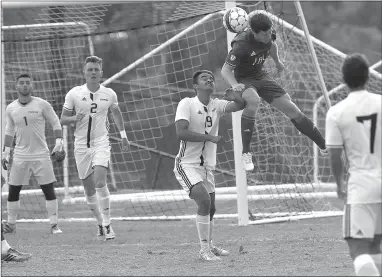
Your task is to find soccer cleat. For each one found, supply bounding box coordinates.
[210,246,229,256]
[319,148,328,156]
[199,249,221,261]
[1,248,31,263]
[51,224,63,234]
[242,152,254,171]
[2,222,16,234]
[104,224,115,240]
[96,224,104,237]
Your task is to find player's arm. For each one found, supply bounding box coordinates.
[269,42,284,72]
[42,101,64,147]
[221,43,244,91]
[325,108,346,199]
[60,90,85,125]
[222,88,246,113]
[110,103,128,141]
[175,99,221,144]
[2,107,16,170]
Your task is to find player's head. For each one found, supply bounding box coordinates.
[83,55,103,84]
[342,53,369,90]
[192,70,215,94]
[248,11,273,44]
[15,73,33,96]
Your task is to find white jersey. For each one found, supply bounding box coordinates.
[325,90,382,204]
[63,84,118,148]
[174,96,229,170]
[5,96,61,160]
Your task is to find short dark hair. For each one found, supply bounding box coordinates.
[249,12,273,33]
[16,73,31,82]
[342,53,369,89]
[84,55,102,68]
[192,70,215,84]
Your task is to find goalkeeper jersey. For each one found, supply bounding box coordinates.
[174,96,229,170]
[5,96,61,160]
[63,84,119,149]
[325,90,382,204]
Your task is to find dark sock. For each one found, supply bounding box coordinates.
[241,115,255,154]
[291,114,326,149]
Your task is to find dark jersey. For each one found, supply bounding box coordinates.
[224,29,272,80]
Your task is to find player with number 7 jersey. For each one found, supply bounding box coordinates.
[60,55,130,241]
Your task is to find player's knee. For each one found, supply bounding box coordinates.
[95,185,110,199]
[347,238,372,261]
[7,185,22,201]
[190,183,211,215]
[242,88,260,111]
[40,183,57,201]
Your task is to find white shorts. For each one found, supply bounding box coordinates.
[343,203,382,239]
[74,145,111,180]
[173,164,215,196]
[9,158,56,186]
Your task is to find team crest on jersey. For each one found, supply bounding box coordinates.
[81,97,86,101]
[230,54,236,61]
[198,111,203,115]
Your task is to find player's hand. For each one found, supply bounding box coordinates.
[231,83,245,93]
[224,87,241,101]
[337,186,346,201]
[209,135,225,145]
[75,113,86,122]
[52,138,63,153]
[121,138,130,151]
[276,61,285,74]
[1,148,10,170]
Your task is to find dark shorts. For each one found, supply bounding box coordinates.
[238,75,287,103]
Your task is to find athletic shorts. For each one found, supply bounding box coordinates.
[238,74,287,103]
[74,144,111,180]
[343,203,382,239]
[9,158,56,186]
[173,165,215,196]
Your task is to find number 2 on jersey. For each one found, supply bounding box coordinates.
[90,103,97,113]
[356,113,377,153]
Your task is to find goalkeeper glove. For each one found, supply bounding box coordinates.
[2,146,10,170]
[51,138,66,162]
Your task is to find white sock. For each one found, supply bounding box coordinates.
[7,200,20,224]
[95,186,111,226]
[196,214,210,251]
[46,199,58,225]
[354,254,380,276]
[1,240,11,254]
[85,193,103,225]
[209,219,214,247]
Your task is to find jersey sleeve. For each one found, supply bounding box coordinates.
[216,99,230,117]
[325,107,343,147]
[63,89,75,112]
[42,100,61,131]
[109,88,119,111]
[5,105,16,137]
[224,42,244,68]
[175,98,191,122]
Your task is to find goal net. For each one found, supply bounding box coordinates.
[2,2,380,223]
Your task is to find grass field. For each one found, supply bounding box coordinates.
[1,216,354,276]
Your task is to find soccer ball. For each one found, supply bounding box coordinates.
[222,7,249,33]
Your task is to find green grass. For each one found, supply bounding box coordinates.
[2,217,353,276]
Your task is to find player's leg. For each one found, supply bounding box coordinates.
[75,148,103,236]
[240,85,261,171]
[343,204,380,276]
[34,159,61,234]
[206,170,228,256]
[4,159,29,234]
[174,166,220,261]
[370,204,382,274]
[269,93,326,152]
[93,165,115,240]
[1,222,31,262]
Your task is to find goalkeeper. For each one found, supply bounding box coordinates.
[221,11,327,172]
[1,73,64,235]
